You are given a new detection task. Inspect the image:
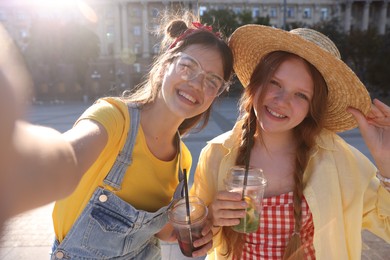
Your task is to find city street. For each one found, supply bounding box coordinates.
[0,96,389,259]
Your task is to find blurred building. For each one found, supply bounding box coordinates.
[0,0,388,100]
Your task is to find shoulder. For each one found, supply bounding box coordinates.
[315,129,375,170]
[77,97,130,139]
[179,140,192,169]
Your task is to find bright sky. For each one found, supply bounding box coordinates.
[23,0,98,23]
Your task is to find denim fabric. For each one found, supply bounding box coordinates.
[51,104,184,259]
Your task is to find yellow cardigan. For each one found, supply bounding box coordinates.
[190,122,390,259]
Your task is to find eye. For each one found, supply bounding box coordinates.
[177,59,197,74]
[296,92,309,100]
[270,79,281,88]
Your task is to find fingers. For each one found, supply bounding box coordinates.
[190,220,214,257]
[373,99,390,117]
[192,230,213,257]
[209,191,247,227]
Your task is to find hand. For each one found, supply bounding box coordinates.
[348,98,390,176]
[191,219,213,257]
[155,222,176,242]
[208,191,247,228]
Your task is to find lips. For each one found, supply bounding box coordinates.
[178,90,197,104]
[266,106,287,118]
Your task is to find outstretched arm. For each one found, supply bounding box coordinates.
[0,23,106,227]
[348,99,390,182]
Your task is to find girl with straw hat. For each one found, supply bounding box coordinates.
[0,11,233,259]
[190,25,390,259]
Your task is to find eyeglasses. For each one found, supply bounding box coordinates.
[173,52,227,96]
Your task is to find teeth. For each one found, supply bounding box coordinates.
[267,107,286,118]
[179,91,196,103]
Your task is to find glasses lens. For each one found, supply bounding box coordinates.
[175,55,199,81]
[204,75,225,96]
[175,53,226,96]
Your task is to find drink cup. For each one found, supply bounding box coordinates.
[168,196,208,257]
[224,166,267,233]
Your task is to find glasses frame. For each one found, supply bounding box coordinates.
[173,52,227,97]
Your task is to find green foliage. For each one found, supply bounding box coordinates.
[201,8,270,37]
[201,9,239,37]
[365,31,390,96]
[253,16,270,26]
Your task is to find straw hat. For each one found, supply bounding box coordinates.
[229,25,371,133]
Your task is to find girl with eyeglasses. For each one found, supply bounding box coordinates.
[0,10,233,260]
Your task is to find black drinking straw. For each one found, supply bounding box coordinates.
[183,169,191,224]
[183,169,193,250]
[242,130,252,199]
[242,161,250,199]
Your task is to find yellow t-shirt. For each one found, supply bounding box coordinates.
[53,97,192,242]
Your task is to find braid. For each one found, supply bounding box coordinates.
[221,107,257,258]
[283,133,314,259]
[283,145,306,260]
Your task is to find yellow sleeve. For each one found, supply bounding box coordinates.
[189,141,231,258]
[76,97,128,147]
[362,172,390,243]
[190,142,219,206]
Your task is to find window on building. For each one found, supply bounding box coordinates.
[151,8,159,18]
[199,6,207,16]
[133,26,141,36]
[303,7,312,19]
[233,7,241,15]
[270,7,277,18]
[252,8,260,18]
[134,63,141,73]
[134,43,140,54]
[287,7,295,18]
[130,7,141,17]
[153,44,160,54]
[321,8,328,20]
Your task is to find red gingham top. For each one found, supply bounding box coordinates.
[239,192,315,259]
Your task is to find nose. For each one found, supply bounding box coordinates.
[274,90,292,105]
[189,72,205,91]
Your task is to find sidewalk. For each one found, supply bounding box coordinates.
[0,97,389,259]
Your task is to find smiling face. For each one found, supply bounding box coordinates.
[253,56,314,135]
[160,44,224,120]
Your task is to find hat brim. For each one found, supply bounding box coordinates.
[229,25,371,133]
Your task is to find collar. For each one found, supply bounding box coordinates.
[208,121,340,157]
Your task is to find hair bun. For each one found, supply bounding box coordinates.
[166,20,188,38]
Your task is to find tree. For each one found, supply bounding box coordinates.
[366,31,390,97]
[201,9,239,37]
[344,28,382,88]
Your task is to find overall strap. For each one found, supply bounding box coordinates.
[172,132,185,200]
[103,103,140,190]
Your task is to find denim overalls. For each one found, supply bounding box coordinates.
[51,104,185,259]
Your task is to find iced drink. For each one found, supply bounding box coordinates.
[168,196,208,257]
[224,166,267,233]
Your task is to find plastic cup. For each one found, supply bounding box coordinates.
[168,196,208,257]
[224,166,267,233]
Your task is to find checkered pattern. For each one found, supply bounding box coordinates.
[237,192,315,259]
